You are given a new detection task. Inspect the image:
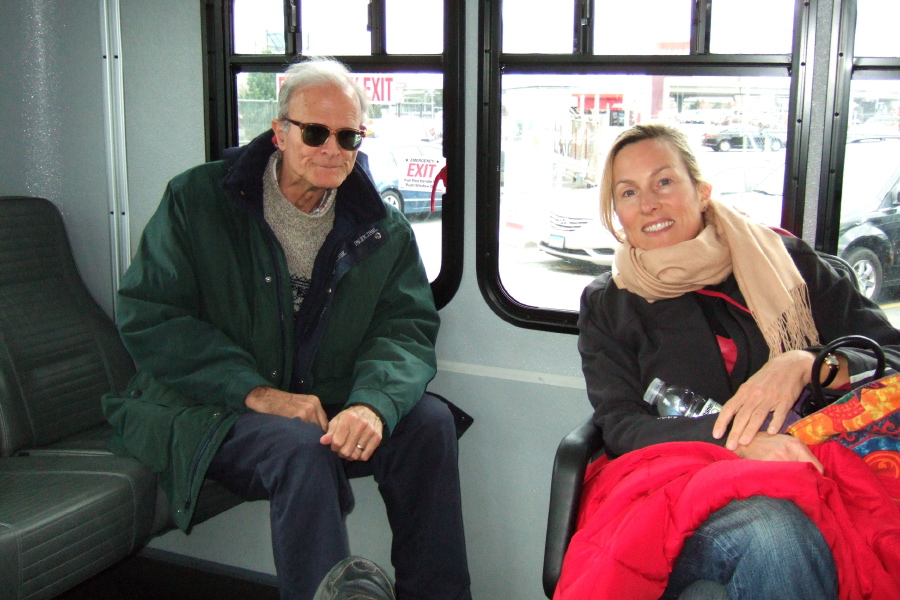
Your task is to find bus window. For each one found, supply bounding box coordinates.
[385,0,443,54]
[233,0,283,54]
[498,74,790,312]
[708,0,794,54]
[833,0,900,314]
[301,0,371,55]
[854,0,900,57]
[210,0,463,308]
[593,0,691,56]
[501,0,574,54]
[479,0,801,329]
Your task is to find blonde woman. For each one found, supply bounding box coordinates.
[577,124,900,599]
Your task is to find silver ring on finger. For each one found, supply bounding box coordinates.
[356,444,365,451]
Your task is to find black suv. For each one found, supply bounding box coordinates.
[838,137,900,301]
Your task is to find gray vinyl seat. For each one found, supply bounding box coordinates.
[0,196,241,600]
[0,455,157,600]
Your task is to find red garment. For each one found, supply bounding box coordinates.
[555,442,900,600]
[715,335,737,375]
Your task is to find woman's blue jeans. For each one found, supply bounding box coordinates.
[662,496,838,600]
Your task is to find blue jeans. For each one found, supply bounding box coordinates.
[206,394,471,600]
[662,496,838,600]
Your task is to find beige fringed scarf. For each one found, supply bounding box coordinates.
[612,199,820,358]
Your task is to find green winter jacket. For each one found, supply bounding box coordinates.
[102,131,439,532]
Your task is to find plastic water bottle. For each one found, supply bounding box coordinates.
[643,378,723,417]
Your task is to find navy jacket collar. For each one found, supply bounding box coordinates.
[220,129,387,226]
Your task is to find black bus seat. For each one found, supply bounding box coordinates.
[542,416,603,598]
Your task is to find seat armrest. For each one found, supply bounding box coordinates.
[543,416,604,598]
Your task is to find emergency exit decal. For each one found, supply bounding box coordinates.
[275,75,395,103]
[355,76,394,102]
[399,157,444,192]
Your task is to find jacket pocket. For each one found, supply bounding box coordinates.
[101,371,210,473]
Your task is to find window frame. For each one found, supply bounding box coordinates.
[817,0,900,255]
[476,0,816,333]
[201,0,464,309]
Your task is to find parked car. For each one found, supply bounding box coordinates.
[533,142,900,305]
[837,138,900,300]
[701,127,786,152]
[537,188,619,267]
[537,165,786,269]
[705,148,900,302]
[364,141,445,215]
[706,151,900,300]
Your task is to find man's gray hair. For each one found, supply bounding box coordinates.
[276,56,369,134]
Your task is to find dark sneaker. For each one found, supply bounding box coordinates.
[312,556,395,600]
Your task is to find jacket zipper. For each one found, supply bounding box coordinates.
[292,223,384,387]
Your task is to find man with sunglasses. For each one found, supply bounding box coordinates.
[103,57,471,600]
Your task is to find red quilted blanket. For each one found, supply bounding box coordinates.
[556,376,900,600]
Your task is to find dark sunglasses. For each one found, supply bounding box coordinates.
[283,118,366,151]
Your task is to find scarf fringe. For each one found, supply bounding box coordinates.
[761,283,820,358]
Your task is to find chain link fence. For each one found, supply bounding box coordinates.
[238,99,279,145]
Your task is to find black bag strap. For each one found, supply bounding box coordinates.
[807,335,885,413]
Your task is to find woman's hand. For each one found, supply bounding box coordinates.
[712,350,815,450]
[733,432,824,474]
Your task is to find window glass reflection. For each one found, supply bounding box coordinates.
[359,73,445,281]
[593,0,690,55]
[709,0,793,54]
[386,0,443,54]
[236,71,279,145]
[233,0,284,54]
[499,74,790,311]
[301,0,371,55]
[502,0,574,54]
[837,79,900,305]
[855,0,900,57]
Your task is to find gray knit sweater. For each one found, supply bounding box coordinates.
[262,151,336,313]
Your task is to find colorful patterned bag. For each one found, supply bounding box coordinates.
[787,335,900,500]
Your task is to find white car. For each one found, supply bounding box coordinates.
[537,188,620,267]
